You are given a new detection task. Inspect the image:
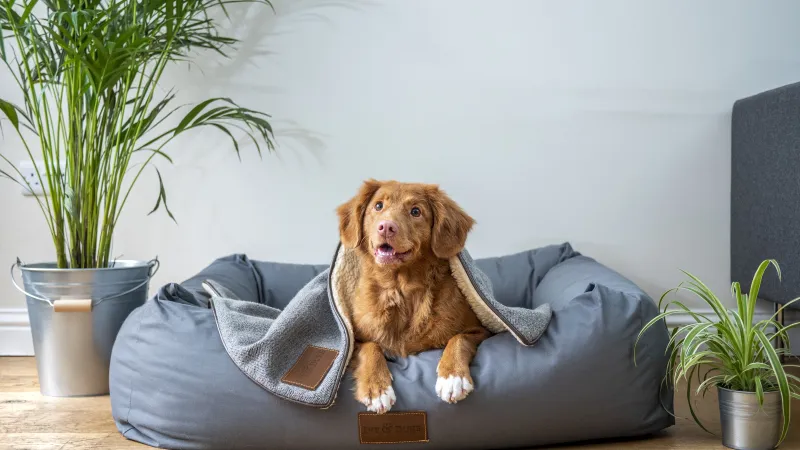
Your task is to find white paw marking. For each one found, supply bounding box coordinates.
[361,385,396,414]
[435,375,473,403]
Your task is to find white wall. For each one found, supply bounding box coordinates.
[3,0,800,352]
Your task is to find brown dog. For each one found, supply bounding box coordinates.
[336,179,491,414]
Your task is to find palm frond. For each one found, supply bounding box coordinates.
[0,0,276,268]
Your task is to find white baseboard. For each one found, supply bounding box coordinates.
[664,309,774,328]
[0,308,33,356]
[0,306,784,356]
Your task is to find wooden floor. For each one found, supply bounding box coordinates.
[2,357,800,449]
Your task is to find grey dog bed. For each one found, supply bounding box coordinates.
[109,242,673,449]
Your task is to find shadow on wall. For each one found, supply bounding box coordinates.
[164,0,377,168]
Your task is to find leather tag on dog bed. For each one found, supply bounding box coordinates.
[358,412,429,444]
[281,345,338,390]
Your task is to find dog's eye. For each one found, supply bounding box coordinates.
[410,207,421,217]
[375,201,383,211]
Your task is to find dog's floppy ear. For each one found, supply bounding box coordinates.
[336,179,382,248]
[427,186,475,259]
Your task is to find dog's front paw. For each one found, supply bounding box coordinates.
[435,374,474,404]
[353,342,396,414]
[357,383,396,414]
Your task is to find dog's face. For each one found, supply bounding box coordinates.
[360,182,434,265]
[337,180,475,265]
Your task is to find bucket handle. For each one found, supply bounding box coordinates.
[10,257,160,307]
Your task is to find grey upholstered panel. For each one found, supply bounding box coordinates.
[732,81,800,306]
[110,246,673,449]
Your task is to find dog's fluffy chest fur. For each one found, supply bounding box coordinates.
[351,259,480,358]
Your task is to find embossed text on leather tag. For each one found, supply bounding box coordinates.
[358,411,428,444]
[281,345,338,391]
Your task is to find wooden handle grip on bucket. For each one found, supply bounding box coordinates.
[53,299,93,312]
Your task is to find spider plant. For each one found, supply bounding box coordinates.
[0,0,275,268]
[636,259,800,446]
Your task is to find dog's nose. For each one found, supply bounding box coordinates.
[377,220,398,238]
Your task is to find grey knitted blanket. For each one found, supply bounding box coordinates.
[208,244,552,408]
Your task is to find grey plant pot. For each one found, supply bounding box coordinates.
[11,258,158,397]
[718,385,782,450]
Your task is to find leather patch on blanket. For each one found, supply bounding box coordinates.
[281,345,338,390]
[358,412,429,444]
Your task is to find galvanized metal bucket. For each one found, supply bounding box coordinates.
[718,386,782,450]
[11,258,158,397]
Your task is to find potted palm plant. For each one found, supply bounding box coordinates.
[0,0,276,396]
[637,260,800,450]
